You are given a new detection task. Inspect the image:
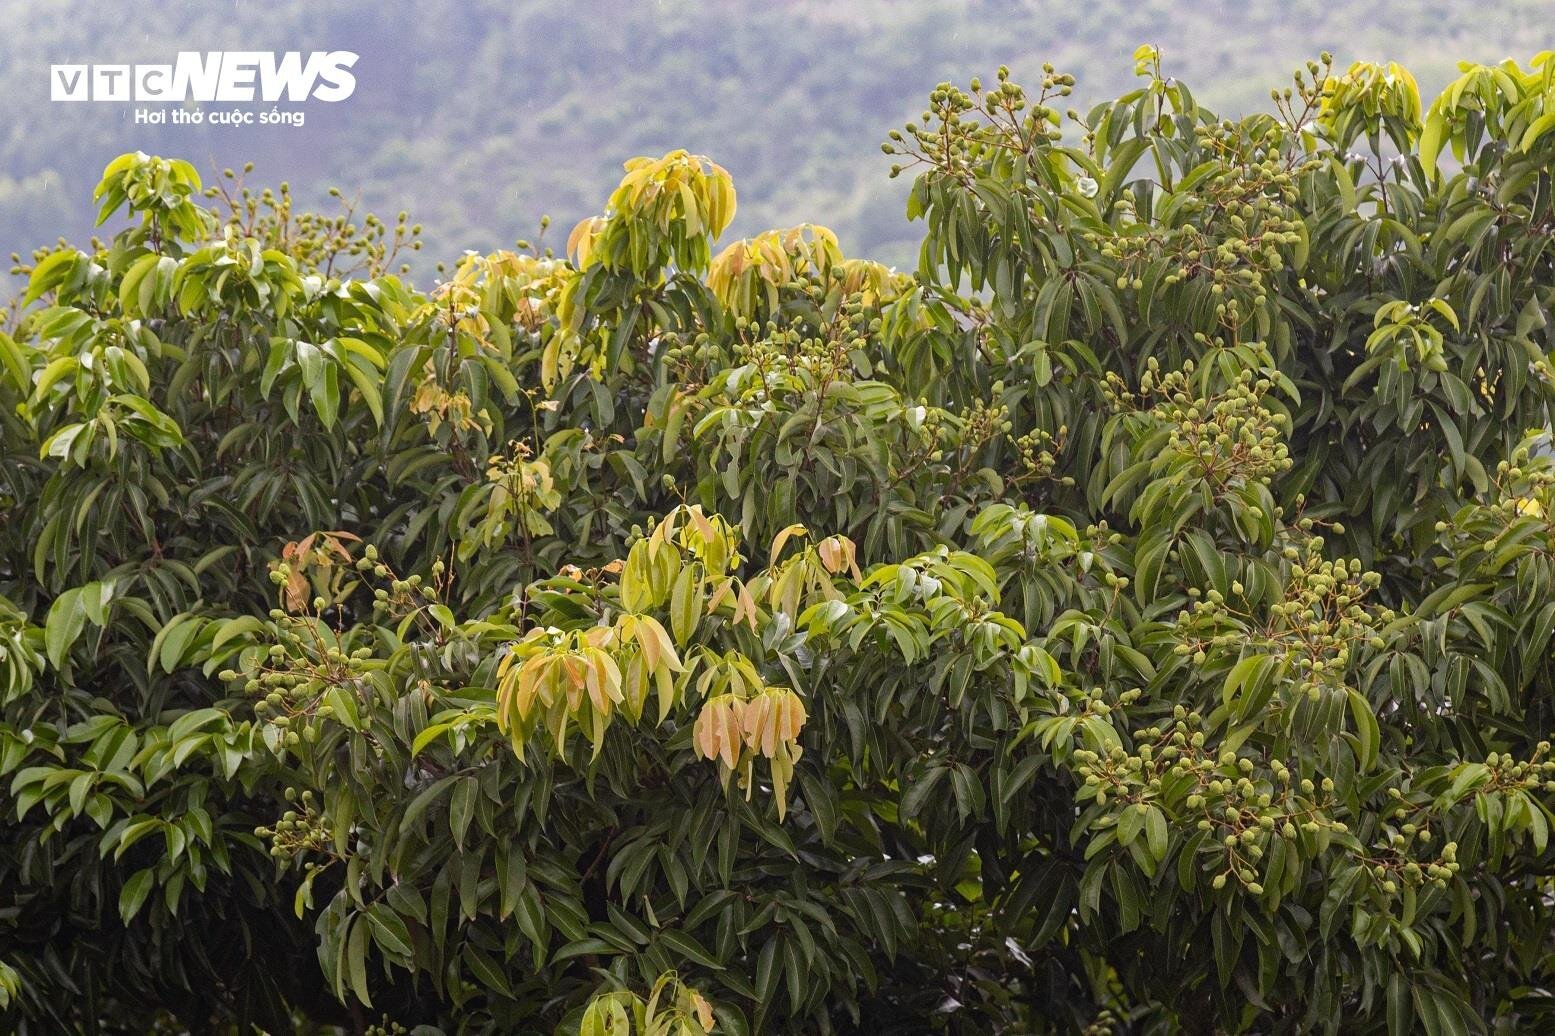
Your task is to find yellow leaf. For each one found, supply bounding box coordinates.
[769,523,808,564]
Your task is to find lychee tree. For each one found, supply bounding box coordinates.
[5,50,1555,1035]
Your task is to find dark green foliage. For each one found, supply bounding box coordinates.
[5,51,1555,1035]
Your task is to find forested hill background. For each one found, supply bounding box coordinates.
[3,0,1553,268]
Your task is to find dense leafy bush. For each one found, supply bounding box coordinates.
[6,50,1555,1034]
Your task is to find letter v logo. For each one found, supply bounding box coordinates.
[52,65,88,100]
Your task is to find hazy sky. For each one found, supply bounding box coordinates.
[4,0,1553,266]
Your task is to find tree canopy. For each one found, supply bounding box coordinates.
[6,50,1555,1034]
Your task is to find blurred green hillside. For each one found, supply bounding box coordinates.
[3,0,1552,267]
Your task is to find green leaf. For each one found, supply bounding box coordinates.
[119,868,155,924]
[1347,689,1380,771]
[345,916,372,1006]
[1145,805,1168,862]
[44,587,86,669]
[657,929,725,970]
[449,776,477,850]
